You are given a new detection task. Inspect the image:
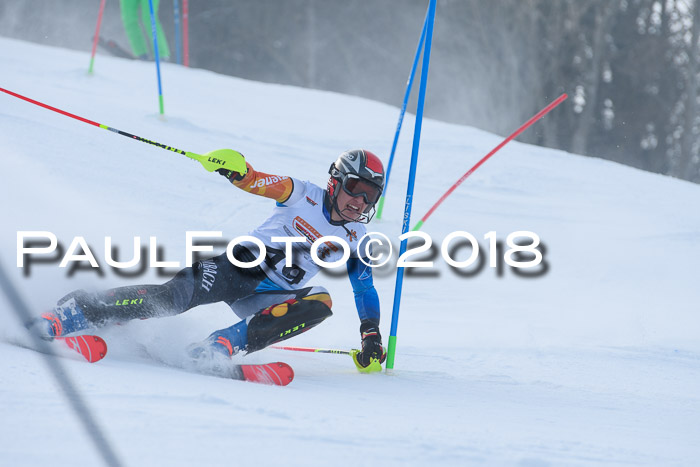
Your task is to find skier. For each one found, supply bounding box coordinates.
[119,0,171,61]
[33,149,387,373]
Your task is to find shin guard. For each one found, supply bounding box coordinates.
[246,299,332,353]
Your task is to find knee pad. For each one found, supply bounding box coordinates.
[246,299,332,353]
[299,286,333,309]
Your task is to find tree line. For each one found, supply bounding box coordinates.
[2,0,699,182]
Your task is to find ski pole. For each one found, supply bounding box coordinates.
[0,86,246,173]
[270,345,353,355]
[88,0,107,74]
[412,93,568,231]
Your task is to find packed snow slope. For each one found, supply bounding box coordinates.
[1,38,699,466]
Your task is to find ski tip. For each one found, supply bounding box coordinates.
[274,362,294,386]
[88,335,108,363]
[60,335,108,363]
[240,362,294,386]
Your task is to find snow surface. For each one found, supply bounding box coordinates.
[1,37,700,466]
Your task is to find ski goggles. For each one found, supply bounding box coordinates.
[340,174,382,204]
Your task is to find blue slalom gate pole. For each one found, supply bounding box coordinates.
[376,9,428,220]
[173,0,182,65]
[386,0,437,372]
[148,0,165,115]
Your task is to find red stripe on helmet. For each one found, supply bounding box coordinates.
[364,150,384,175]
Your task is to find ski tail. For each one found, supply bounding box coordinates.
[57,335,108,363]
[233,362,294,386]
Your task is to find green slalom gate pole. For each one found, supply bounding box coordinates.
[386,0,437,372]
[88,0,107,74]
[0,87,246,174]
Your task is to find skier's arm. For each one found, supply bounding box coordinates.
[346,257,386,373]
[219,161,294,203]
[346,257,380,324]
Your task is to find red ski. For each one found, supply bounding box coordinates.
[56,335,108,363]
[233,362,294,386]
[141,347,294,386]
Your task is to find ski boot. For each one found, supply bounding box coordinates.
[31,296,91,339]
[187,319,248,361]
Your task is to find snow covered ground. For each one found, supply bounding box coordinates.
[1,37,699,466]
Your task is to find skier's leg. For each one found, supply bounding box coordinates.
[35,282,182,338]
[229,285,333,320]
[35,248,266,338]
[120,0,149,58]
[190,286,333,358]
[246,289,333,352]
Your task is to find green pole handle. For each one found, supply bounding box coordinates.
[185,149,247,173]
